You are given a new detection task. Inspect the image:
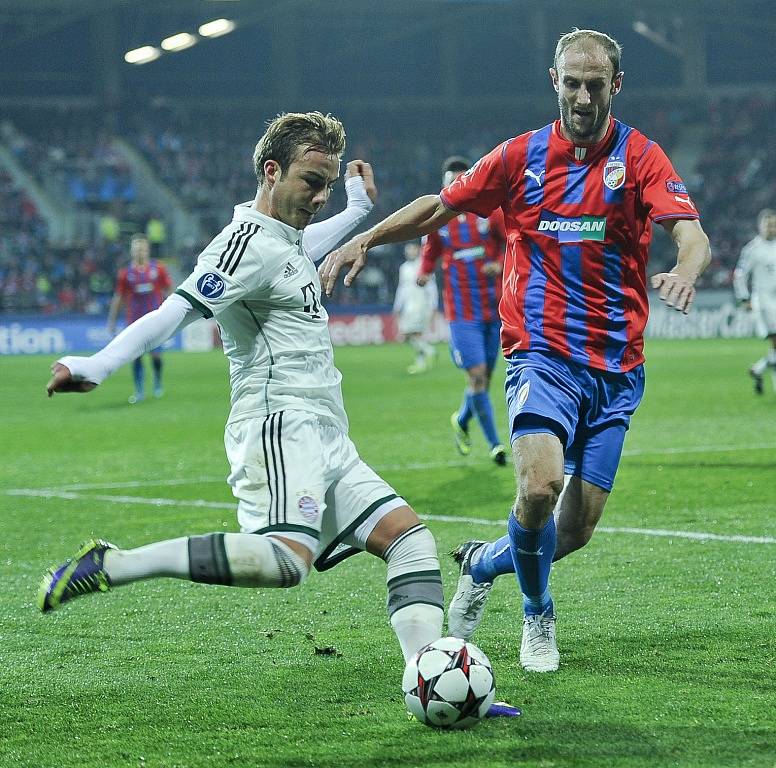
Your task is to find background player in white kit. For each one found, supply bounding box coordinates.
[393,241,438,374]
[734,208,776,394]
[39,112,444,666]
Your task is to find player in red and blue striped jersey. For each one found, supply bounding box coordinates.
[320,29,711,672]
[418,157,507,465]
[107,234,172,403]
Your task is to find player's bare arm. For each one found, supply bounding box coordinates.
[319,195,456,295]
[651,218,711,314]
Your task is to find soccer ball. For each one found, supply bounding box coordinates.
[402,636,495,729]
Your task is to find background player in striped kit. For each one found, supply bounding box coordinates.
[733,208,776,394]
[106,233,172,403]
[40,112,445,673]
[418,156,507,465]
[319,29,711,672]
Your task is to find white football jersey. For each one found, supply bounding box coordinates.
[177,203,348,429]
[393,260,438,317]
[733,236,776,304]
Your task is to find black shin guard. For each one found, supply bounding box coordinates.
[188,533,232,585]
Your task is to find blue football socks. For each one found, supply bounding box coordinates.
[508,512,556,616]
[470,534,515,583]
[457,391,473,430]
[470,391,501,448]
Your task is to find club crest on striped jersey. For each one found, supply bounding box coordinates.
[537,210,606,243]
[603,157,626,191]
[298,494,320,522]
[196,273,225,299]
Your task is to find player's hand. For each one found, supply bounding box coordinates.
[416,273,431,287]
[482,261,503,277]
[46,362,98,397]
[319,233,371,296]
[345,160,377,203]
[650,271,698,314]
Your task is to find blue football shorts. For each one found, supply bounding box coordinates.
[505,350,645,491]
[448,319,502,371]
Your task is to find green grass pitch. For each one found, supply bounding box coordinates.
[1,338,774,768]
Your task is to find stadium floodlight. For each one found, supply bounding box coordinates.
[198,18,236,38]
[160,32,199,52]
[124,46,162,65]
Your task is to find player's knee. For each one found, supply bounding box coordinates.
[210,533,310,589]
[521,477,563,507]
[382,524,443,618]
[467,365,488,392]
[266,537,310,587]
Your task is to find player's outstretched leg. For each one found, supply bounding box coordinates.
[382,523,444,661]
[38,532,310,612]
[38,539,116,612]
[447,540,498,639]
[367,507,444,662]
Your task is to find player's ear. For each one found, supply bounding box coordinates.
[549,67,559,93]
[264,160,282,186]
[612,71,624,95]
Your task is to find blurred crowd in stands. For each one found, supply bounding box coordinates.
[1,93,774,315]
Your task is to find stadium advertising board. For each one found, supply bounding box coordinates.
[0,295,757,354]
[0,317,181,355]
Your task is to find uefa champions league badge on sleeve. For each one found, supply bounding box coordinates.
[196,273,226,300]
[604,157,626,190]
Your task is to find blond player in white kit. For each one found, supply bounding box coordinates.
[39,112,444,666]
[734,208,776,394]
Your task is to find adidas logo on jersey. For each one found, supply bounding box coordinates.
[283,262,299,278]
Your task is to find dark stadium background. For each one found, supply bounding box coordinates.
[1,0,774,332]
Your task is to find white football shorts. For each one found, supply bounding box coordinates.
[224,409,406,567]
[398,306,433,336]
[752,298,776,337]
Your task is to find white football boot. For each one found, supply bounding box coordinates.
[447,541,493,640]
[520,611,559,672]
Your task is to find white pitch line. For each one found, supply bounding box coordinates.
[17,440,776,496]
[6,488,235,511]
[29,441,776,495]
[44,477,221,492]
[621,441,776,457]
[6,488,774,545]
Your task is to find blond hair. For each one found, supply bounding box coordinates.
[253,111,346,184]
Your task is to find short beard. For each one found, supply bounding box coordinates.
[559,95,612,143]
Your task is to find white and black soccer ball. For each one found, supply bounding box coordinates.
[402,636,495,729]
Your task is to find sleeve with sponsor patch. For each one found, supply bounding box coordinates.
[636,141,699,222]
[439,142,508,218]
[174,223,265,318]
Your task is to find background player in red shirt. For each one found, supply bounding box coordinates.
[320,29,711,672]
[107,234,172,403]
[419,156,507,465]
